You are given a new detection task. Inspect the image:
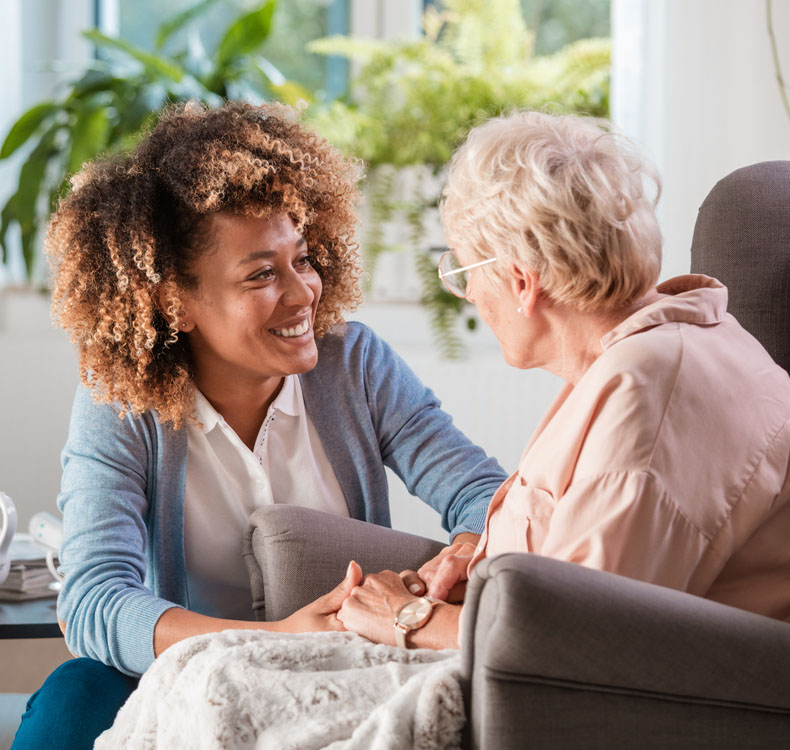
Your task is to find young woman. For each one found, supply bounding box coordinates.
[11,101,507,749]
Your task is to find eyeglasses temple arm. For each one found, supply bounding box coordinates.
[438,257,496,278]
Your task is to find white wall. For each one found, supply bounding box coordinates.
[612,0,790,280]
[0,292,78,531]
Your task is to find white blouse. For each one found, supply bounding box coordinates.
[184,375,348,620]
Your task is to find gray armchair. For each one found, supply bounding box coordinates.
[243,161,790,749]
[243,505,790,749]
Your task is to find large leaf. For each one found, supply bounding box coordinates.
[170,72,220,104]
[4,128,60,277]
[215,0,277,70]
[67,103,112,174]
[0,197,17,264]
[69,68,129,98]
[255,56,286,86]
[114,84,169,138]
[155,0,217,50]
[83,29,185,82]
[0,102,58,160]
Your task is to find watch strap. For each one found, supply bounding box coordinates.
[393,621,410,649]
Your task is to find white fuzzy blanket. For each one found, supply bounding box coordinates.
[94,631,463,750]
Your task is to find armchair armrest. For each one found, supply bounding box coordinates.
[460,553,790,750]
[243,505,445,621]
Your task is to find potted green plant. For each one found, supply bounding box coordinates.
[307,0,610,356]
[0,0,297,285]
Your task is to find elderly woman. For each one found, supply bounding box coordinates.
[11,101,506,749]
[337,110,790,649]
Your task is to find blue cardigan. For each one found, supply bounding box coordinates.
[57,323,507,676]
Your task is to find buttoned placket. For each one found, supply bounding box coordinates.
[252,409,280,493]
[255,411,278,466]
[213,411,276,507]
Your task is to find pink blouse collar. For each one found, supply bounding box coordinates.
[600,274,728,351]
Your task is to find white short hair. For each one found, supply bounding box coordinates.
[440,110,662,311]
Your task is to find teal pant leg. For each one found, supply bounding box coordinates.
[11,658,138,750]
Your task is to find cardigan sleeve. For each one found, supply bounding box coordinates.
[56,386,183,677]
[358,325,508,538]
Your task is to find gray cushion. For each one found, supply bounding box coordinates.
[690,160,790,373]
[461,554,790,750]
[243,505,445,621]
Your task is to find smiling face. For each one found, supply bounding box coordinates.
[180,212,322,393]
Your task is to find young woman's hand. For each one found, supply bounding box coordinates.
[154,562,361,655]
[280,561,363,633]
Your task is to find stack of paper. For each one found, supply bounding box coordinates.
[0,533,59,601]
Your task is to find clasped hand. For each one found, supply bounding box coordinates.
[284,538,476,647]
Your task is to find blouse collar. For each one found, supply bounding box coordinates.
[600,274,728,351]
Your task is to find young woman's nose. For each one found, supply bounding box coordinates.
[281,268,316,306]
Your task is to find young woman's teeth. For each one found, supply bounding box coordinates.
[272,320,309,338]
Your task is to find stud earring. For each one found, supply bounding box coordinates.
[517,307,522,314]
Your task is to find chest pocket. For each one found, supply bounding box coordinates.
[487,476,557,556]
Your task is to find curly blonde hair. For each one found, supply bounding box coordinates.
[441,110,662,312]
[47,100,363,427]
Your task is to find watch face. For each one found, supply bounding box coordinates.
[397,598,433,627]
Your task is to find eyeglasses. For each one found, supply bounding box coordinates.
[437,249,497,298]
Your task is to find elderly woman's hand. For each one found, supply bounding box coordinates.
[336,569,416,646]
[400,533,479,603]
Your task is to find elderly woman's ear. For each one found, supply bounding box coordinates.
[508,262,541,318]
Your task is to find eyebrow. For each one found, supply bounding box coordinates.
[237,236,307,266]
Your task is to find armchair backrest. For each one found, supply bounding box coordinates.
[690,161,790,373]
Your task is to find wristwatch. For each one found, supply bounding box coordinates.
[393,595,438,649]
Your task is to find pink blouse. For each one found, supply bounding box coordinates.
[469,275,790,621]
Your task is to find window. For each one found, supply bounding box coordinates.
[520,0,610,54]
[424,0,610,54]
[107,0,349,100]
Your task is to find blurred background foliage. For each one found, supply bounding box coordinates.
[306,0,610,355]
[0,0,288,279]
[117,0,337,98]
[0,0,610,354]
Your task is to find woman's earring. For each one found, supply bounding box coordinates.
[517,307,522,314]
